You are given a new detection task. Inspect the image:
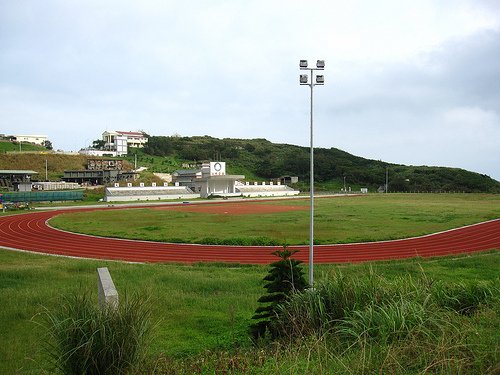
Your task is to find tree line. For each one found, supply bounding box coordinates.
[143,136,500,193]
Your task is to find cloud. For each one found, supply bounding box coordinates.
[319,29,500,179]
[0,1,499,180]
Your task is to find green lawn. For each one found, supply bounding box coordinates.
[50,193,500,245]
[2,193,500,373]
[0,249,498,374]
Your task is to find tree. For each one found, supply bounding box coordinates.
[43,140,53,150]
[249,247,307,340]
[92,139,105,149]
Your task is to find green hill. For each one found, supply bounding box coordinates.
[143,136,500,193]
[0,153,90,181]
[0,140,48,153]
[0,143,132,182]
[1,138,498,193]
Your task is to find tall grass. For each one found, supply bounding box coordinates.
[433,281,497,315]
[41,291,155,375]
[271,269,499,373]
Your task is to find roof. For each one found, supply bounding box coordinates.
[202,174,245,180]
[173,169,201,176]
[12,134,47,138]
[102,130,147,137]
[0,170,38,175]
[116,131,147,137]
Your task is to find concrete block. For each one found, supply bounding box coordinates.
[97,267,119,310]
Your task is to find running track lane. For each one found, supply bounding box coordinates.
[0,208,499,264]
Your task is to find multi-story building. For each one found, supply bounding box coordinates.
[102,130,148,156]
[9,135,48,146]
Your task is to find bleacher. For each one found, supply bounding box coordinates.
[105,186,200,202]
[236,184,299,197]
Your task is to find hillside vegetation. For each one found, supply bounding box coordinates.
[0,153,90,181]
[0,140,48,153]
[143,136,500,193]
[0,142,135,182]
[1,138,499,193]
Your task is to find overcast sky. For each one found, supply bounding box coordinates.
[1,0,499,180]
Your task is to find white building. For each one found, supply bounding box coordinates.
[11,134,48,146]
[172,161,300,198]
[102,130,148,155]
[173,162,244,198]
[79,148,119,157]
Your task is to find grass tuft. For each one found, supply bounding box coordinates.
[432,281,497,315]
[40,290,155,375]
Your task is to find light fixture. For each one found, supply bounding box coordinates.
[316,60,325,69]
[316,75,324,84]
[300,59,308,69]
[300,74,308,84]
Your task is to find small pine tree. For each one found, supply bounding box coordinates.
[250,247,307,340]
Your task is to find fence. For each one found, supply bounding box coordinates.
[1,190,84,202]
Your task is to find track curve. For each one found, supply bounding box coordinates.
[0,205,499,264]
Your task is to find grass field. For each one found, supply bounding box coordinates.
[0,249,498,374]
[50,193,500,245]
[2,193,499,373]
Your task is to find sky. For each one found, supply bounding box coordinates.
[1,0,500,180]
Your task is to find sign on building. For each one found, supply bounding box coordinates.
[210,162,226,176]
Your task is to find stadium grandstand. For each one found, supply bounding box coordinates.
[104,185,199,202]
[235,182,300,197]
[104,161,299,202]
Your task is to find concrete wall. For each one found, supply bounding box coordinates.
[240,190,300,198]
[105,193,200,202]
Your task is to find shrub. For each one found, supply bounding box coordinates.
[41,290,155,375]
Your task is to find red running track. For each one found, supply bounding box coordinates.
[0,206,499,264]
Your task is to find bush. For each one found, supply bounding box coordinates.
[41,291,155,375]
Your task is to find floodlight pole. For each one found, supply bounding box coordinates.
[300,60,324,287]
[309,75,315,287]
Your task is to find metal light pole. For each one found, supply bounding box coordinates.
[300,59,325,287]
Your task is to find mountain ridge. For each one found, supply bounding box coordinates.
[143,135,500,193]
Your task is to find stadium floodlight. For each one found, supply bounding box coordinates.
[299,59,325,287]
